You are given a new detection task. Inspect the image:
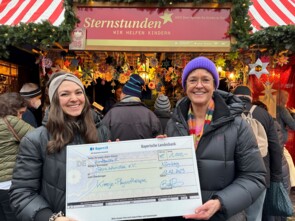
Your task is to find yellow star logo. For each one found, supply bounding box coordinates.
[160,11,173,24]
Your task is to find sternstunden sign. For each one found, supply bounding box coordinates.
[75,7,231,52]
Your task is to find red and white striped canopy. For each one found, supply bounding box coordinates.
[0,0,65,26]
[249,0,295,32]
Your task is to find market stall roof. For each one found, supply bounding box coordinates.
[249,0,295,32]
[0,0,65,26]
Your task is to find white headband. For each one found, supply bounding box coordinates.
[48,73,85,102]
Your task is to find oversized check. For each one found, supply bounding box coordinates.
[66,136,202,221]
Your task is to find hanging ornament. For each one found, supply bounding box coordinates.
[215,57,226,67]
[150,57,158,68]
[274,54,289,67]
[82,79,92,88]
[64,60,71,68]
[228,52,239,60]
[161,58,172,69]
[118,74,129,84]
[98,63,108,74]
[148,81,156,90]
[111,80,116,93]
[261,81,276,103]
[249,58,269,79]
[105,72,113,82]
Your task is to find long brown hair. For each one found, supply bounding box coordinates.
[46,90,98,154]
[0,92,27,117]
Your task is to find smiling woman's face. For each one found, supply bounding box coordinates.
[57,80,85,117]
[186,69,215,107]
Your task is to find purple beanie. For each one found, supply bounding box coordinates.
[182,56,219,89]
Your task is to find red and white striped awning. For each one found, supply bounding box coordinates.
[249,0,295,32]
[0,0,65,26]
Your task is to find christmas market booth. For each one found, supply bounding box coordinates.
[0,0,295,157]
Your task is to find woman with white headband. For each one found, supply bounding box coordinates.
[9,73,110,221]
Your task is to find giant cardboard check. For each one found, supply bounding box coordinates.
[66,136,202,221]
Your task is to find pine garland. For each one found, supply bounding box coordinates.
[0,0,294,59]
[0,0,79,58]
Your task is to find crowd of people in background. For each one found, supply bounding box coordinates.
[0,56,295,221]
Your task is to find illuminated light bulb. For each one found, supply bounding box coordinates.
[229,73,234,79]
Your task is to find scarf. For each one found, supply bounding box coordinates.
[187,98,215,148]
[121,95,141,103]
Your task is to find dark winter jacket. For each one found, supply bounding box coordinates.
[154,110,172,132]
[102,101,162,141]
[239,96,282,186]
[165,91,266,220]
[9,122,109,221]
[274,120,291,192]
[22,108,38,128]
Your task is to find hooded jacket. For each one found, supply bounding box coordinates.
[165,90,266,220]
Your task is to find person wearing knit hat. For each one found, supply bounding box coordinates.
[232,85,253,101]
[154,94,171,112]
[232,85,283,221]
[102,74,162,141]
[154,94,172,131]
[164,56,266,220]
[48,73,87,118]
[182,56,220,90]
[48,73,85,103]
[19,83,42,127]
[9,72,109,221]
[122,74,145,98]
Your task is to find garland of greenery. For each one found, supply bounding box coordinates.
[0,0,294,59]
[0,0,78,58]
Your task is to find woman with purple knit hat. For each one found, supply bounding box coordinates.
[164,56,266,221]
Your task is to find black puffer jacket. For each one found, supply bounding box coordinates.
[9,122,109,221]
[165,91,266,220]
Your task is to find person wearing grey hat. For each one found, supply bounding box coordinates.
[153,94,172,131]
[102,74,162,141]
[19,83,42,127]
[164,56,266,220]
[9,73,110,221]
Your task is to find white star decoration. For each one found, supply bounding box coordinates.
[261,81,276,103]
[249,58,269,79]
[160,11,173,24]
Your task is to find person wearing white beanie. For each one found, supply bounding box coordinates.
[9,73,110,221]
